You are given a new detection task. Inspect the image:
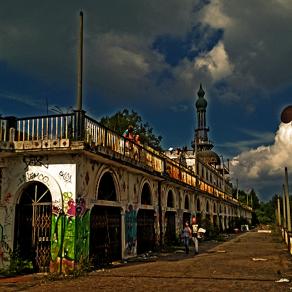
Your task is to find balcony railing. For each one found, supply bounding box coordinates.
[0,113,240,206]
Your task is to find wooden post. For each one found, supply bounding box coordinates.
[284,167,291,232]
[277,194,281,226]
[283,184,287,229]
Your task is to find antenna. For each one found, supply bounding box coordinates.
[76,10,83,111]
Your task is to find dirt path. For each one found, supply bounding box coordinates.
[1,230,292,291]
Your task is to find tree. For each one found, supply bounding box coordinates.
[100,109,163,150]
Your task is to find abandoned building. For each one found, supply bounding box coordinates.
[0,83,252,273]
[0,13,252,274]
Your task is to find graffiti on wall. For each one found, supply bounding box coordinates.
[18,172,49,186]
[59,171,72,183]
[50,193,90,273]
[75,196,90,266]
[125,204,137,256]
[23,156,49,170]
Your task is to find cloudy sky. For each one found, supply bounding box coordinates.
[1,0,292,201]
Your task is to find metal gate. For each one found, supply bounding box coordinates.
[90,206,121,267]
[165,211,176,244]
[137,209,155,254]
[15,182,52,272]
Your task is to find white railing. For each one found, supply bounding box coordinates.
[15,114,75,142]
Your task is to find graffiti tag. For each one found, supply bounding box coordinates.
[59,171,72,183]
[18,172,49,186]
[23,156,48,170]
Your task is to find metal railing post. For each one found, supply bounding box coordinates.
[74,110,85,141]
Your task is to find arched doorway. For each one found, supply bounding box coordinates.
[165,190,176,244]
[90,172,121,267]
[137,183,155,254]
[90,206,121,267]
[14,182,52,272]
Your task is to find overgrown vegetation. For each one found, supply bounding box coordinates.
[0,247,34,276]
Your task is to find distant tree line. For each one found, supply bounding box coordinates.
[232,187,278,226]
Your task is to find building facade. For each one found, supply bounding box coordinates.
[0,87,252,274]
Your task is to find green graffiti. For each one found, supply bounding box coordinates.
[125,205,137,255]
[76,209,90,263]
[50,196,90,273]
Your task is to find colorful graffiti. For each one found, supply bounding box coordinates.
[50,194,90,273]
[75,197,90,266]
[125,204,137,256]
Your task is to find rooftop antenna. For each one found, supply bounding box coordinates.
[76,10,83,111]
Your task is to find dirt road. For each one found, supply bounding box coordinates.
[1,229,292,291]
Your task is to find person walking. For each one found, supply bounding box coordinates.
[182,222,192,254]
[191,216,199,254]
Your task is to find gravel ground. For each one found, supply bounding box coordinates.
[1,229,292,292]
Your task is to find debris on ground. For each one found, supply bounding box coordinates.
[275,278,290,283]
[252,258,268,261]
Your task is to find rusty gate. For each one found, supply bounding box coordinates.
[137,209,155,254]
[89,206,121,267]
[14,182,52,272]
[165,211,176,244]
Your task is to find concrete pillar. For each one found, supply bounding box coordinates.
[277,195,281,226]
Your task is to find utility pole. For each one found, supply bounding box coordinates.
[74,11,85,140]
[77,10,83,111]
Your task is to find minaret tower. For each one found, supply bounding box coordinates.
[192,84,214,152]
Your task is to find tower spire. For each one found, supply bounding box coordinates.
[192,84,213,152]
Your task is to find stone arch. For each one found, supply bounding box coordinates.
[139,178,154,206]
[196,198,201,212]
[15,181,52,272]
[97,172,117,201]
[167,189,175,208]
[14,170,62,206]
[206,200,210,213]
[184,194,189,210]
[141,182,152,205]
[96,167,120,202]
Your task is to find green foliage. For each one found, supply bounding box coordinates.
[100,109,163,150]
[255,200,276,224]
[200,217,220,239]
[0,247,34,276]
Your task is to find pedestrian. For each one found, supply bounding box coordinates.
[133,134,141,160]
[123,125,135,151]
[182,222,192,254]
[191,216,199,254]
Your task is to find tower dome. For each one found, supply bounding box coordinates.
[197,150,221,166]
[195,84,207,111]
